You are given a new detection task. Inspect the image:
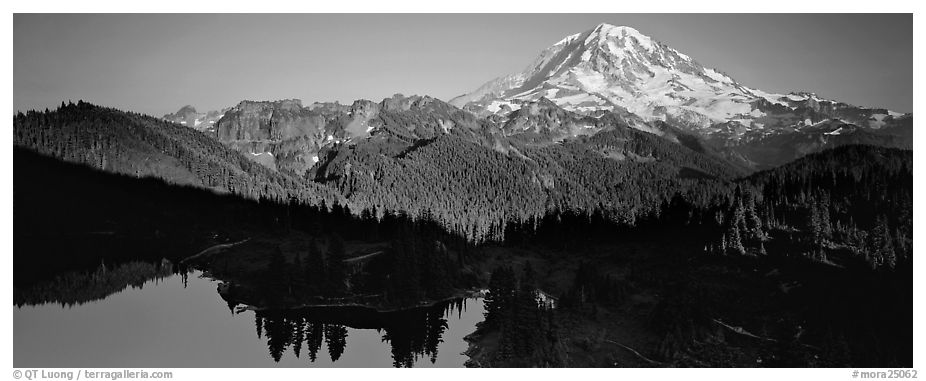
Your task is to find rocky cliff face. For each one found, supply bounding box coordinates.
[216,99,321,142]
[213,99,331,176]
[163,105,229,133]
[210,95,493,176]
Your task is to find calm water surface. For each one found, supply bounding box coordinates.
[14,270,485,368]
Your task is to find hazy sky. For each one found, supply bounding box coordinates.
[14,14,913,116]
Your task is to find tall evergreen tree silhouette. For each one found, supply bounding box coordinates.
[263,246,289,306]
[325,324,348,362]
[306,321,324,363]
[326,234,347,295]
[304,238,326,294]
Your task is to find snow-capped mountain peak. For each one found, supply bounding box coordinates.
[587,23,656,51]
[450,23,909,143]
[451,23,760,126]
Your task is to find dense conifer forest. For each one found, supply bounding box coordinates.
[13,102,913,367]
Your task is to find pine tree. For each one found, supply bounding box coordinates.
[387,228,423,304]
[725,206,746,257]
[304,238,326,294]
[809,203,823,246]
[719,233,727,255]
[326,234,347,294]
[873,216,896,269]
[263,246,289,305]
[514,263,542,355]
[292,251,306,295]
[324,324,348,362]
[484,266,516,328]
[744,190,764,241]
[819,193,833,240]
[421,239,453,298]
[894,228,909,262]
[306,322,324,362]
[723,199,748,255]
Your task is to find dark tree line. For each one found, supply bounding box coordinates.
[692,145,912,270]
[482,264,560,366]
[259,233,351,307]
[255,221,468,309]
[557,262,630,310]
[747,145,912,269]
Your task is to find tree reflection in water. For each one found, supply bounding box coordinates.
[14,259,176,307]
[253,298,469,367]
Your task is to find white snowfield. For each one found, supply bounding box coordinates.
[450,23,906,141]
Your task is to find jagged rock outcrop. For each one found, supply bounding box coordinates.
[163,105,229,133]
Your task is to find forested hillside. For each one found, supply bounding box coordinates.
[16,101,749,244]
[314,118,745,243]
[13,101,340,204]
[745,145,913,268]
[15,102,912,255]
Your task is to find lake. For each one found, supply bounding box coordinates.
[14,268,485,368]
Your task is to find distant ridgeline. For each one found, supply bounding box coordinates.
[13,101,340,205]
[13,101,913,269]
[13,101,738,242]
